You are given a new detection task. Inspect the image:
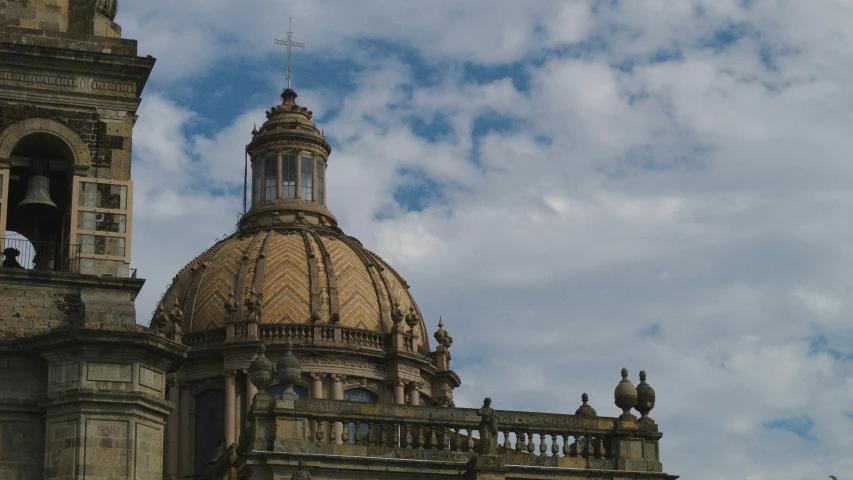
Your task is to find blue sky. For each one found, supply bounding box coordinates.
[118,1,853,478]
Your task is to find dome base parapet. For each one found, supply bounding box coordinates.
[240,198,338,231]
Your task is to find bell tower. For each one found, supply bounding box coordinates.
[0,2,187,480]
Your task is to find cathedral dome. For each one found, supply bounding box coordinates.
[158,224,429,348]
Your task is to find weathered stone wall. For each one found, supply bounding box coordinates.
[0,0,69,33]
[0,104,133,178]
[0,283,79,337]
[0,0,121,38]
[0,353,47,479]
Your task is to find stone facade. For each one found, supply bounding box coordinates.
[0,2,678,480]
[0,2,188,480]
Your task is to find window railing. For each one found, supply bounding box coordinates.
[0,237,81,274]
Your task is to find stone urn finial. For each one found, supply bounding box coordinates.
[391,302,403,326]
[248,344,274,399]
[154,304,169,335]
[434,317,453,348]
[614,367,638,421]
[276,340,302,400]
[170,300,184,332]
[405,307,420,332]
[635,370,656,424]
[224,290,239,315]
[575,393,597,417]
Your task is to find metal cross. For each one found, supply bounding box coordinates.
[274,17,305,90]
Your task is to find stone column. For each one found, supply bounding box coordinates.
[309,372,326,442]
[409,381,421,406]
[225,370,236,446]
[235,374,243,440]
[247,372,258,406]
[179,385,194,477]
[393,378,405,405]
[331,374,345,444]
[166,379,180,478]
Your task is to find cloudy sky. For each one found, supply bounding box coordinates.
[117,1,853,478]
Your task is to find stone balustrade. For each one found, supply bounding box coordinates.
[238,396,664,474]
[184,323,421,357]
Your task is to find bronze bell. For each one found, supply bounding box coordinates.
[16,175,58,211]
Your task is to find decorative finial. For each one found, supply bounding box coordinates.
[614,367,638,421]
[154,304,169,334]
[635,370,656,424]
[276,340,302,400]
[391,302,403,326]
[575,393,597,417]
[405,307,420,331]
[274,16,305,90]
[248,343,274,399]
[252,123,258,135]
[291,461,313,480]
[224,289,239,314]
[434,317,453,348]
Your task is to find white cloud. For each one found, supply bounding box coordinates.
[120,1,853,479]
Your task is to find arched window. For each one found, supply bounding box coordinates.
[344,388,378,404]
[194,389,224,475]
[282,154,297,199]
[315,160,325,205]
[252,158,262,205]
[264,152,277,200]
[300,153,313,200]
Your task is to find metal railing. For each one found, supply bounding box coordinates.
[0,237,81,274]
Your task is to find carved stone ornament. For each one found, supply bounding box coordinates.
[477,398,499,455]
[291,461,313,480]
[614,367,638,421]
[95,0,118,19]
[635,370,656,423]
[575,393,597,417]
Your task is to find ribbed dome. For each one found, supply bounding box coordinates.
[157,225,430,348]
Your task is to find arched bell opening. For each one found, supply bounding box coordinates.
[4,132,76,272]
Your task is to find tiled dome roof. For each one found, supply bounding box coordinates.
[156,225,430,349]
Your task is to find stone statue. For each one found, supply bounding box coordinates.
[291,461,313,480]
[477,398,498,455]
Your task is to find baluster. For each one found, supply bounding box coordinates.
[455,428,463,452]
[527,432,535,454]
[429,427,438,450]
[329,422,337,445]
[569,436,578,457]
[467,430,474,452]
[417,426,425,449]
[551,434,559,457]
[355,422,363,445]
[316,422,324,443]
[377,423,385,447]
[342,422,350,444]
[393,424,400,447]
[405,425,413,448]
[539,433,547,456]
[439,427,448,451]
[503,431,511,452]
[368,422,376,446]
[516,431,525,453]
[562,434,569,457]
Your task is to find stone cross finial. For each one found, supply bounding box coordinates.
[274,17,305,90]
